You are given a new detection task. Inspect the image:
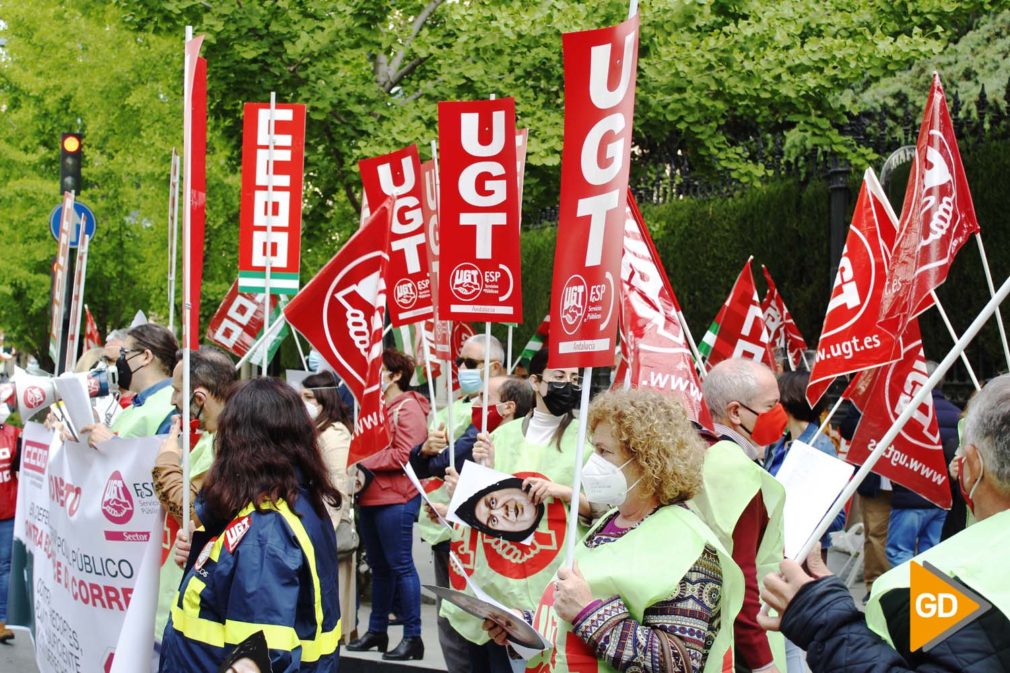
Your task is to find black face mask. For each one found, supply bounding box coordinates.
[541,381,580,417]
[116,353,141,392]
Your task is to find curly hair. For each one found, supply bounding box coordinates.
[587,389,705,505]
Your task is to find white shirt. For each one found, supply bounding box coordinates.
[526,409,563,446]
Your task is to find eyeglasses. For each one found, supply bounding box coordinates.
[456,357,501,369]
[119,347,144,358]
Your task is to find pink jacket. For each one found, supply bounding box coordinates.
[358,391,430,507]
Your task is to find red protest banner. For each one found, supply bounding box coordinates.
[420,159,441,315]
[206,281,281,358]
[283,200,393,405]
[549,15,640,367]
[437,97,523,323]
[846,320,951,508]
[760,266,808,371]
[184,46,208,350]
[879,73,980,336]
[237,102,306,296]
[698,259,776,370]
[807,169,899,406]
[49,191,75,367]
[359,144,434,325]
[84,305,101,351]
[616,194,712,429]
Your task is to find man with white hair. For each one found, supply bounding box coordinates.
[760,374,1010,672]
[695,358,788,673]
[434,334,506,441]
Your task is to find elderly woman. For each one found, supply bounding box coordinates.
[486,390,744,673]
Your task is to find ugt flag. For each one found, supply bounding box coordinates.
[699,258,775,370]
[760,266,808,371]
[877,72,980,337]
[806,169,899,406]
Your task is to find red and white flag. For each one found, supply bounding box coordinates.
[283,200,393,407]
[359,144,434,325]
[616,193,712,429]
[878,73,980,337]
[806,169,900,406]
[206,281,282,358]
[420,159,441,316]
[698,259,775,370]
[846,320,951,508]
[437,97,523,324]
[84,305,102,351]
[760,266,808,371]
[237,102,307,296]
[549,14,640,368]
[183,36,207,350]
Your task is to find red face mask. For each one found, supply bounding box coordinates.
[739,402,788,446]
[472,403,506,434]
[957,454,983,514]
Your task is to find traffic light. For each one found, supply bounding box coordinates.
[60,133,83,195]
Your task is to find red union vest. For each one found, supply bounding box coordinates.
[0,424,20,519]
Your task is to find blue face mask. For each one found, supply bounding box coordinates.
[458,368,483,396]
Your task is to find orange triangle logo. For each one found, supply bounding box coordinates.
[910,561,991,651]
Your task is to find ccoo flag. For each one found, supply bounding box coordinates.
[878,73,980,338]
[699,258,775,370]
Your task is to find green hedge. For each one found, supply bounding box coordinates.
[507,139,1010,385]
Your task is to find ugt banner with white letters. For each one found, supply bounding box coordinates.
[549,15,640,367]
[437,97,523,323]
[359,144,435,325]
[14,422,163,673]
[238,102,307,296]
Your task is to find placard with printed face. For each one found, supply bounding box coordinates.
[238,102,306,296]
[549,16,640,367]
[437,98,523,324]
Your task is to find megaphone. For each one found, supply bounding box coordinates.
[12,367,120,422]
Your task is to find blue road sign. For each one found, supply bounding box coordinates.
[49,202,97,248]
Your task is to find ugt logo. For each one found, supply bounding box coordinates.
[560,276,587,336]
[450,263,483,301]
[101,470,135,525]
[394,278,418,309]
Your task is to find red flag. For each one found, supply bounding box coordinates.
[807,169,900,406]
[182,36,207,351]
[420,160,441,316]
[878,73,980,336]
[846,320,951,508]
[437,98,523,324]
[760,266,808,371]
[616,193,712,429]
[206,281,281,358]
[698,259,775,370]
[359,144,434,325]
[283,200,393,406]
[237,102,307,296]
[549,15,640,368]
[84,305,101,351]
[349,253,393,465]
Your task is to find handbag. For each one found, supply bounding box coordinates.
[336,507,359,560]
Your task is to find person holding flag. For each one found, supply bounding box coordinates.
[760,374,1010,672]
[82,323,179,444]
[695,358,787,673]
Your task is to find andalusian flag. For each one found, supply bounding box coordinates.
[514,314,550,371]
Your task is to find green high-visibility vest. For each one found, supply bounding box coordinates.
[689,440,787,670]
[865,508,1010,649]
[155,432,215,638]
[111,382,175,438]
[526,504,744,673]
[417,398,474,547]
[441,416,586,644]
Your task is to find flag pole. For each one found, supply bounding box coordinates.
[975,234,1010,370]
[506,325,514,376]
[795,271,1010,562]
[262,91,277,377]
[808,394,845,446]
[446,321,455,468]
[930,290,981,391]
[234,315,287,370]
[564,366,593,567]
[292,328,309,371]
[181,25,194,535]
[679,309,707,379]
[421,327,439,424]
[480,322,492,441]
[167,150,180,332]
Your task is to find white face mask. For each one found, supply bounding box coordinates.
[581,453,640,507]
[304,399,320,420]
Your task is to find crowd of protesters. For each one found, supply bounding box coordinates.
[1,323,1007,673]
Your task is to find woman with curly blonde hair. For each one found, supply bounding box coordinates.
[484,389,745,673]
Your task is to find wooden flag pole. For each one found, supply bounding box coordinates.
[795,270,1010,563]
[564,367,594,567]
[975,234,1010,370]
